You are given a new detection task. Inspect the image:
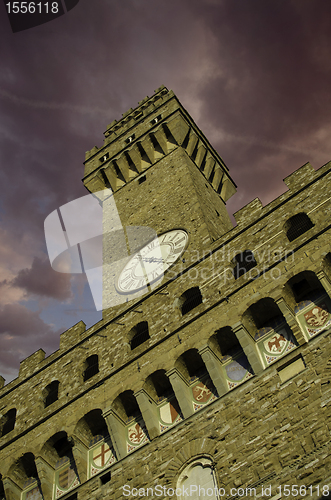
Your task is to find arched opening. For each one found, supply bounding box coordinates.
[0,474,5,500]
[286,271,324,305]
[129,322,150,350]
[211,326,242,360]
[42,431,79,498]
[284,213,314,242]
[175,350,217,411]
[209,327,253,390]
[143,370,182,431]
[242,297,283,336]
[75,409,109,443]
[143,370,173,402]
[180,287,202,315]
[175,349,207,381]
[75,410,115,479]
[112,391,149,451]
[286,271,330,340]
[242,298,297,366]
[113,391,141,423]
[233,250,257,279]
[8,453,42,495]
[83,355,99,381]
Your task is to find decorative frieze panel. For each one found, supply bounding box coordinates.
[295,292,331,340]
[53,457,79,500]
[190,375,218,412]
[158,397,183,433]
[87,435,116,479]
[255,318,297,366]
[126,419,150,453]
[221,351,253,390]
[21,479,43,500]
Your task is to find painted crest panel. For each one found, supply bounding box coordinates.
[21,479,43,500]
[53,457,80,499]
[255,319,297,366]
[295,293,331,339]
[190,376,218,412]
[222,352,253,390]
[158,397,183,432]
[88,435,116,478]
[126,419,150,453]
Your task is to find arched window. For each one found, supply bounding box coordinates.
[285,213,314,242]
[177,457,219,500]
[175,349,207,381]
[44,381,59,407]
[287,271,324,304]
[233,250,257,279]
[83,355,99,381]
[214,326,242,360]
[1,408,16,436]
[43,432,79,498]
[180,287,202,315]
[130,322,150,350]
[113,391,142,423]
[0,474,5,500]
[144,370,174,401]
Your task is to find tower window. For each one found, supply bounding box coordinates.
[1,408,17,436]
[285,213,314,242]
[138,175,146,184]
[99,152,109,163]
[233,250,257,279]
[130,322,150,350]
[83,355,99,381]
[44,381,59,407]
[150,114,162,125]
[134,112,143,120]
[125,134,135,144]
[180,287,203,315]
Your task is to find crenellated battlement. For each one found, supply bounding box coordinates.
[84,85,171,161]
[1,91,331,500]
[82,86,236,204]
[18,349,45,379]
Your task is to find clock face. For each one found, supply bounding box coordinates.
[117,229,188,293]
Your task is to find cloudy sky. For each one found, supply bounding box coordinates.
[1,0,331,384]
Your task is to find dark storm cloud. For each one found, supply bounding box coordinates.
[0,0,331,382]
[187,0,331,208]
[12,257,72,300]
[0,303,60,381]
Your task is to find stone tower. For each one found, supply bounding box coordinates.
[1,87,331,500]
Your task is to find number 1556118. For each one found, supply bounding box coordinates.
[6,2,59,14]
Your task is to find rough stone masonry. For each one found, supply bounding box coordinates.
[1,86,331,500]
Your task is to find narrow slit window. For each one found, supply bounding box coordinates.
[130,322,150,350]
[83,355,99,381]
[1,408,16,436]
[44,381,59,407]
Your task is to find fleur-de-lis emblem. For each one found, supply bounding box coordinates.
[128,423,145,443]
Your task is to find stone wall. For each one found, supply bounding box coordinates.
[1,89,331,500]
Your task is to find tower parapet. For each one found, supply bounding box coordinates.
[83,85,236,204]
